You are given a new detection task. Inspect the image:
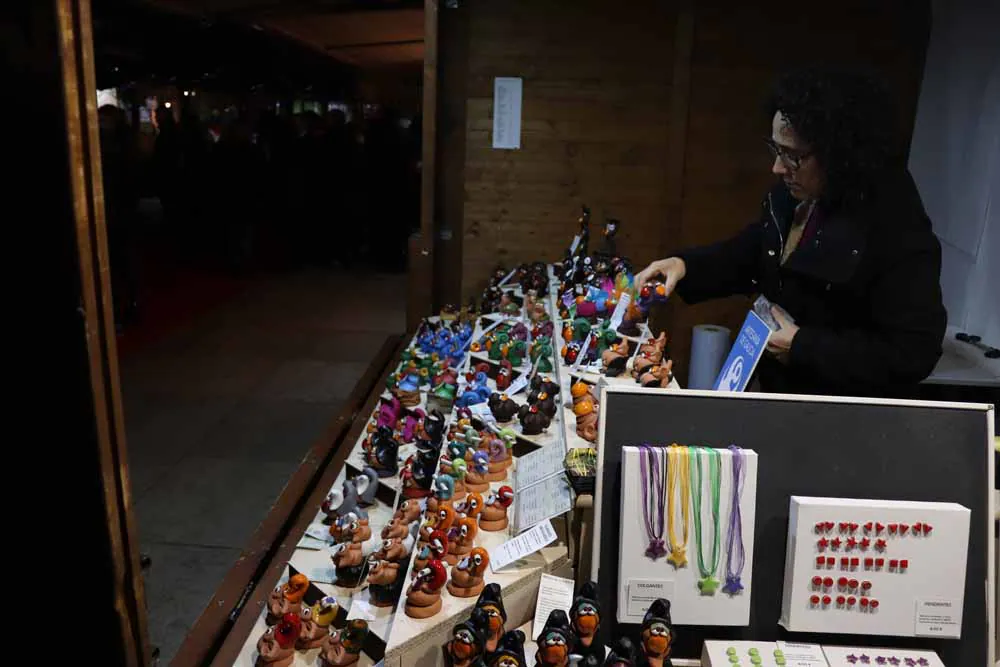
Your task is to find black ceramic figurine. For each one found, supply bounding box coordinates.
[533,609,576,667]
[570,582,602,664]
[446,607,490,667]
[639,599,674,667]
[603,638,638,667]
[488,630,526,667]
[365,556,404,608]
[367,426,399,477]
[528,376,560,403]
[517,403,551,435]
[421,409,447,445]
[474,583,507,654]
[488,392,519,423]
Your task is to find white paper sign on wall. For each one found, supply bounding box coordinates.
[493,77,523,150]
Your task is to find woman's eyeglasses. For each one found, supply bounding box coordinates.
[765,138,812,171]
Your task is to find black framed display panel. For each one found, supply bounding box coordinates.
[591,387,995,666]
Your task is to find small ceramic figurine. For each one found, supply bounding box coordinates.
[488,630,527,667]
[420,505,456,544]
[405,558,448,618]
[366,426,399,478]
[414,528,449,571]
[631,332,667,380]
[428,474,455,512]
[296,597,340,651]
[465,451,491,492]
[475,583,507,654]
[318,619,369,667]
[266,573,309,624]
[518,404,552,435]
[451,459,469,500]
[637,359,673,388]
[528,376,560,402]
[601,339,631,377]
[446,515,479,564]
[447,607,490,667]
[484,436,509,482]
[530,336,554,373]
[496,360,514,391]
[569,582,602,664]
[603,637,638,667]
[617,300,645,337]
[401,462,434,500]
[330,541,371,589]
[573,398,599,443]
[457,492,484,521]
[420,409,447,445]
[394,498,424,524]
[322,480,367,524]
[392,371,422,408]
[479,486,514,532]
[601,217,619,256]
[373,527,417,563]
[488,392,520,423]
[534,609,577,667]
[354,467,380,507]
[499,291,521,316]
[448,546,490,597]
[639,599,674,667]
[531,390,558,419]
[257,613,302,667]
[498,428,516,469]
[381,515,408,540]
[333,515,371,545]
[366,557,404,607]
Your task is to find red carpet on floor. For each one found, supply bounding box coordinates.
[116,265,246,358]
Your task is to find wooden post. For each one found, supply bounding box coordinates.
[6,0,150,664]
[408,0,439,328]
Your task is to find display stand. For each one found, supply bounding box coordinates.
[591,386,994,665]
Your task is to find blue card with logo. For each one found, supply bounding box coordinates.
[713,310,773,392]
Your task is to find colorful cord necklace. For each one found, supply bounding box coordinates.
[639,445,667,559]
[722,445,746,595]
[666,444,690,568]
[690,446,722,595]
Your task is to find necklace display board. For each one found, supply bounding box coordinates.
[591,386,994,666]
[617,445,759,625]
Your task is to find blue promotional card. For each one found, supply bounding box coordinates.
[713,310,773,392]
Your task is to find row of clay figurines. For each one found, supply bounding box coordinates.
[260,577,369,667]
[445,581,676,667]
[320,472,512,610]
[360,398,448,479]
[601,331,673,388]
[404,482,513,618]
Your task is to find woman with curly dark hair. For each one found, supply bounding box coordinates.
[636,68,946,397]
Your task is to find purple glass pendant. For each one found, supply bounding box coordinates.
[721,575,744,595]
[645,538,667,560]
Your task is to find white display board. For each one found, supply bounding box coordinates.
[617,446,758,625]
[822,645,945,667]
[780,496,971,637]
[702,640,826,667]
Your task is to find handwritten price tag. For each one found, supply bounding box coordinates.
[490,519,558,572]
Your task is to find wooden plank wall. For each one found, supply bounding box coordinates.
[445,0,930,382]
[459,0,677,299]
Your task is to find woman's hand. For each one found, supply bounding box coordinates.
[634,257,687,296]
[765,306,800,365]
